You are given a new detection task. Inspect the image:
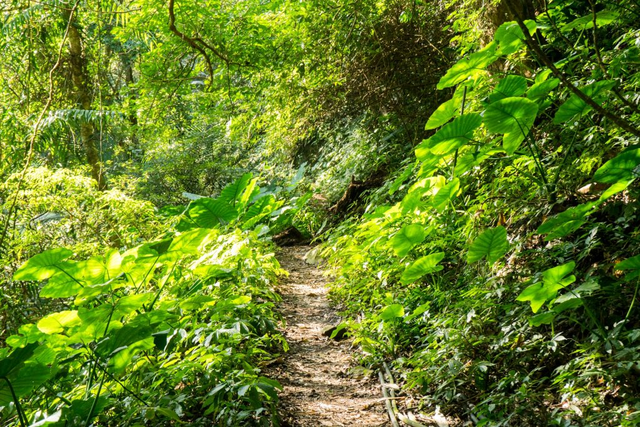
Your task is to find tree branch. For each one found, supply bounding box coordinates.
[167,0,215,82]
[503,1,640,139]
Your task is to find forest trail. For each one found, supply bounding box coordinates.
[268,245,388,427]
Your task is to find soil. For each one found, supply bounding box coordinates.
[267,245,388,427]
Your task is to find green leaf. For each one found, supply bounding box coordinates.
[97,324,153,358]
[489,75,527,103]
[219,173,253,208]
[494,20,537,55]
[400,252,445,284]
[0,343,38,378]
[617,254,640,271]
[467,226,509,264]
[37,310,81,334]
[455,147,503,177]
[160,228,212,262]
[616,254,640,280]
[156,407,182,422]
[114,293,154,317]
[563,10,619,32]
[425,86,466,130]
[593,147,640,184]
[63,397,110,423]
[148,238,172,255]
[484,97,538,154]
[0,362,52,406]
[399,191,424,214]
[75,278,125,304]
[536,202,596,240]
[437,42,498,90]
[380,304,405,321]
[405,302,430,322]
[243,195,277,223]
[599,180,633,200]
[180,295,216,311]
[527,78,560,100]
[553,81,615,124]
[432,178,460,211]
[517,262,576,313]
[13,248,73,281]
[416,114,482,159]
[109,337,154,373]
[528,311,557,327]
[388,162,416,195]
[189,198,238,228]
[239,177,259,209]
[391,224,427,257]
[425,97,459,130]
[38,256,108,299]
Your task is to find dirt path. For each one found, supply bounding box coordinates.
[267,245,388,427]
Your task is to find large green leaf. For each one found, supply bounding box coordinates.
[97,324,154,358]
[489,75,527,103]
[617,254,640,271]
[0,343,38,378]
[537,181,631,240]
[219,173,253,208]
[400,252,445,284]
[416,114,482,159]
[593,148,640,183]
[244,195,277,221]
[0,343,51,406]
[171,228,212,254]
[494,20,537,55]
[553,81,615,124]
[0,362,52,406]
[239,177,259,209]
[536,202,596,240]
[467,226,509,264]
[563,10,619,32]
[379,304,405,321]
[432,178,460,211]
[114,293,154,317]
[425,97,459,130]
[424,86,466,130]
[455,147,503,177]
[39,257,108,299]
[189,198,238,227]
[615,254,640,280]
[37,310,81,334]
[527,77,560,101]
[13,248,73,281]
[484,97,538,154]
[159,228,213,262]
[437,42,498,90]
[390,224,427,258]
[109,337,155,373]
[517,262,576,313]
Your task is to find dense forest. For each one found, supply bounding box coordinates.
[1,0,640,425]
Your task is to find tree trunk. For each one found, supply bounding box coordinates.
[120,51,139,148]
[63,9,106,190]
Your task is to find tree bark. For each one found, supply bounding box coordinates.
[63,8,106,190]
[120,50,139,147]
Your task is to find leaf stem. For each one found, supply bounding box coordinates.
[2,377,28,427]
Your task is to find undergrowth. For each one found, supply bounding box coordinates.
[320,1,640,425]
[0,172,304,426]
